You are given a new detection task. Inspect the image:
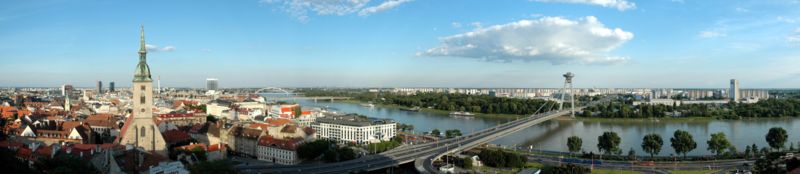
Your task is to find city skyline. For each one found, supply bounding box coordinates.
[3,0,800,88]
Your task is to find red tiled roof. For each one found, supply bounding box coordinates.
[35,145,53,157]
[87,114,112,121]
[208,143,226,152]
[115,150,167,172]
[257,135,303,151]
[265,118,294,127]
[0,140,24,149]
[16,147,33,160]
[158,113,194,118]
[247,123,270,130]
[162,130,192,144]
[177,143,207,151]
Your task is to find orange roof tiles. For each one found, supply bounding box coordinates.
[162,130,192,144]
[257,136,303,151]
[265,118,294,127]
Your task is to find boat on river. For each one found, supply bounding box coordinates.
[401,106,421,112]
[449,111,475,116]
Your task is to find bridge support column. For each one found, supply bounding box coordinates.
[314,98,318,103]
[331,98,334,102]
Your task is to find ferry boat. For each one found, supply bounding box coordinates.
[400,106,421,112]
[449,111,475,116]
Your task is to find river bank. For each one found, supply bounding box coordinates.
[336,99,525,119]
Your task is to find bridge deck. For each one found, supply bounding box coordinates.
[236,98,610,174]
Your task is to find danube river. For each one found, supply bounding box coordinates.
[295,100,800,156]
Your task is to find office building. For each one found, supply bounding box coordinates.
[61,84,74,96]
[97,80,103,94]
[311,114,396,145]
[206,78,219,91]
[109,81,115,92]
[730,79,740,102]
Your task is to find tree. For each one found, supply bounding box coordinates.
[567,136,582,154]
[766,127,788,151]
[597,131,621,155]
[35,154,100,174]
[298,140,333,160]
[431,129,441,137]
[462,157,473,169]
[581,110,592,117]
[627,148,637,160]
[206,115,218,123]
[0,149,35,174]
[707,132,732,157]
[294,106,302,117]
[641,134,663,158]
[670,130,697,158]
[445,129,462,138]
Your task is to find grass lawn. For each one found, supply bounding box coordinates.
[668,170,718,174]
[591,169,643,174]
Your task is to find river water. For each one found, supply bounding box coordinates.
[294,100,800,156]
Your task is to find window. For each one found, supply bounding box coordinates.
[140,96,145,104]
[141,126,146,137]
[140,85,146,91]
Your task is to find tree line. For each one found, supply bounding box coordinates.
[566,127,793,159]
[582,97,800,119]
[298,89,562,115]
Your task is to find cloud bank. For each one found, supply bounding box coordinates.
[145,44,176,52]
[421,16,634,65]
[260,0,412,21]
[534,0,636,11]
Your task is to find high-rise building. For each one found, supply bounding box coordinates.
[117,26,167,156]
[109,81,115,92]
[729,79,740,102]
[97,80,103,94]
[206,78,219,91]
[61,84,74,96]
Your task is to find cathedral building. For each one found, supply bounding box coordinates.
[117,26,167,156]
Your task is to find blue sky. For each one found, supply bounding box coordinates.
[1,0,800,88]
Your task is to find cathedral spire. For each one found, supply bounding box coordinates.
[133,25,152,82]
[139,25,147,55]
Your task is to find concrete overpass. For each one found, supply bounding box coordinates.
[236,97,610,174]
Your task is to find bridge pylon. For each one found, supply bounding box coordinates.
[559,72,575,117]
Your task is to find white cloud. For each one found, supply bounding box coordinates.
[470,22,482,28]
[534,0,636,11]
[788,28,800,45]
[358,0,412,16]
[698,29,726,38]
[777,16,797,23]
[145,44,176,52]
[421,16,634,65]
[261,0,412,21]
[451,22,462,28]
[734,7,749,12]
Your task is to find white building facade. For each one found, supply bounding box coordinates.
[311,115,395,145]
